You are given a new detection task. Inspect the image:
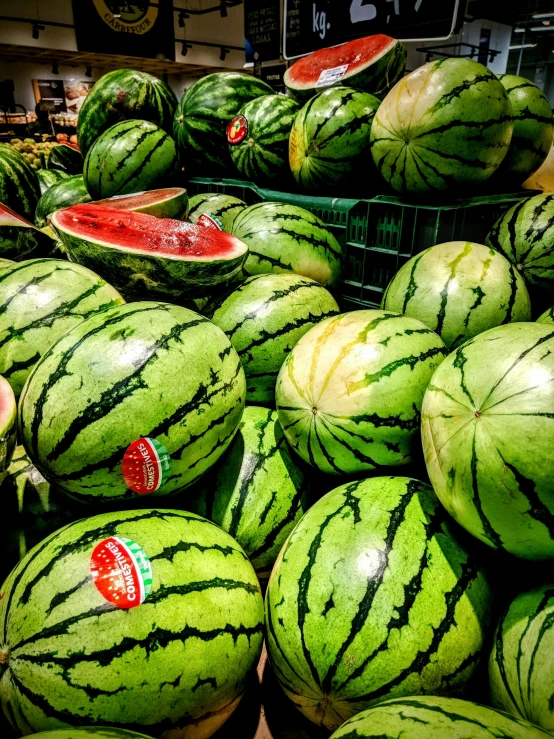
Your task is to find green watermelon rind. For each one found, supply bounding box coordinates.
[35,174,92,228]
[47,144,84,175]
[188,193,246,232]
[0,143,41,221]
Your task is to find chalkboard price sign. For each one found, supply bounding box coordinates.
[284,0,462,59]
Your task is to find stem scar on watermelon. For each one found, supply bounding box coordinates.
[50,204,249,300]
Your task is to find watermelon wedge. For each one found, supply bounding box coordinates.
[93,187,189,220]
[284,34,407,101]
[50,204,249,300]
[0,374,17,475]
[0,203,54,260]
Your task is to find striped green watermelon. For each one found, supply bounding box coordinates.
[329,696,551,738]
[36,169,69,195]
[94,187,189,220]
[173,72,273,174]
[77,69,177,157]
[382,241,531,349]
[0,508,263,736]
[0,258,124,397]
[489,584,554,733]
[0,203,55,261]
[495,75,554,184]
[284,34,406,102]
[276,310,446,475]
[290,87,380,191]
[0,445,76,583]
[422,322,554,559]
[0,374,16,476]
[35,175,92,228]
[187,405,313,579]
[370,59,513,194]
[51,204,249,301]
[537,306,554,324]
[208,274,339,405]
[0,143,41,221]
[19,302,246,504]
[83,120,177,200]
[265,476,493,731]
[188,193,246,232]
[27,730,154,739]
[486,194,554,289]
[228,94,299,184]
[231,202,343,287]
[47,144,83,175]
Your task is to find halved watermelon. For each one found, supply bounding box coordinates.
[0,203,54,260]
[284,34,407,101]
[50,204,249,300]
[94,187,189,219]
[0,374,17,475]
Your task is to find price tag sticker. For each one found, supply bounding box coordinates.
[122,437,171,495]
[197,214,223,230]
[90,536,152,609]
[226,114,248,144]
[315,64,349,88]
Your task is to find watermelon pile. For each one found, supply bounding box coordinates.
[0,44,553,739]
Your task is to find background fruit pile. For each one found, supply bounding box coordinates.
[0,35,553,739]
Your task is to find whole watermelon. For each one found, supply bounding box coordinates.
[290,86,380,191]
[422,322,554,559]
[494,74,554,184]
[0,508,264,737]
[231,202,343,287]
[188,192,247,232]
[0,258,124,396]
[276,310,446,475]
[489,584,554,733]
[19,302,246,504]
[266,477,493,731]
[0,445,76,583]
[34,175,92,228]
[84,120,177,199]
[77,69,177,156]
[0,143,40,220]
[187,405,313,579]
[36,168,69,195]
[382,241,531,349]
[370,59,513,194]
[486,193,554,289]
[173,72,273,174]
[329,696,551,739]
[47,144,83,175]
[208,273,339,404]
[228,94,299,184]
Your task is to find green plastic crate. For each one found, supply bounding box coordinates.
[188,177,530,310]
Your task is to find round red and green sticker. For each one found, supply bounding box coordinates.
[90,536,152,609]
[122,437,171,494]
[227,114,248,144]
[197,213,223,230]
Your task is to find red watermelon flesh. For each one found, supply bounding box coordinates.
[52,204,246,260]
[284,34,406,101]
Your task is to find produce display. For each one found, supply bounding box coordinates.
[0,34,553,739]
[382,241,531,348]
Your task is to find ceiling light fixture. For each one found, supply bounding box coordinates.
[220,47,230,61]
[178,11,186,27]
[509,43,537,49]
[32,23,45,39]
[513,27,525,32]
[529,26,554,31]
[533,11,554,19]
[220,1,228,17]
[51,60,59,74]
[181,42,191,57]
[85,66,92,77]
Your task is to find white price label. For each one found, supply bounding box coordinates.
[315,64,349,88]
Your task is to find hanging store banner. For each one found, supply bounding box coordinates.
[284,0,463,59]
[72,0,175,60]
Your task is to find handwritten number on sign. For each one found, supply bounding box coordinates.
[350,0,377,22]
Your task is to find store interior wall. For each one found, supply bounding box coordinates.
[0,0,246,111]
